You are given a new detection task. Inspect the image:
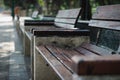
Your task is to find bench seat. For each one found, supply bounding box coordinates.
[36,41,119,75]
[36,45,120,79]
[36,46,73,80]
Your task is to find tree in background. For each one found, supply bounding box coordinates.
[37,0,91,20]
[4,0,37,16]
[80,0,91,20]
[94,0,120,5]
[3,0,120,18]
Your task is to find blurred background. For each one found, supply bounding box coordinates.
[0,0,120,20]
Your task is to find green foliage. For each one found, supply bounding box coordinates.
[4,0,120,16]
[38,0,44,7]
[4,0,37,9]
[94,0,120,5]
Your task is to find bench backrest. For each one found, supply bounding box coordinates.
[89,4,120,51]
[54,8,81,29]
[31,11,39,18]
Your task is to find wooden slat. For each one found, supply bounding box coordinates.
[75,47,99,56]
[72,55,120,75]
[32,28,90,37]
[25,22,54,26]
[56,8,81,18]
[24,20,54,26]
[80,43,112,55]
[89,20,120,31]
[54,8,81,29]
[37,46,73,79]
[54,22,75,29]
[57,47,83,58]
[92,4,120,20]
[55,18,76,24]
[45,45,73,72]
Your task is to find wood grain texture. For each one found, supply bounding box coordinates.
[72,55,120,75]
[89,20,120,31]
[92,4,120,20]
[56,8,81,18]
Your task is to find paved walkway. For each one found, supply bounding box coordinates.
[0,15,30,80]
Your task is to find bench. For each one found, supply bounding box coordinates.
[31,4,120,80]
[24,8,90,56]
[72,4,120,76]
[24,8,90,31]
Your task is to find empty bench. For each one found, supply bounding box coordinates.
[31,4,120,80]
[24,8,90,56]
[72,4,120,76]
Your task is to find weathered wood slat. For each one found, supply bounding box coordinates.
[45,45,73,72]
[56,8,81,18]
[33,28,90,37]
[55,18,76,24]
[80,43,112,55]
[25,22,54,26]
[72,55,120,75]
[24,20,54,26]
[54,8,81,29]
[75,47,99,56]
[57,47,83,57]
[89,20,120,31]
[92,4,120,20]
[54,22,75,29]
[37,46,73,80]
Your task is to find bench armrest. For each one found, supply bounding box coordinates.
[72,55,120,75]
[31,28,90,37]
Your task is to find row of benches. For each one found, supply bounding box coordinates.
[15,4,120,80]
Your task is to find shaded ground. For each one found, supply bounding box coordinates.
[0,52,10,80]
[0,13,29,80]
[0,20,13,80]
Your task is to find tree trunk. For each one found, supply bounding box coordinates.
[80,0,91,20]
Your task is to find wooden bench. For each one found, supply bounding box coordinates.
[30,8,90,80]
[72,4,120,75]
[24,8,90,31]
[31,4,120,80]
[24,8,90,56]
